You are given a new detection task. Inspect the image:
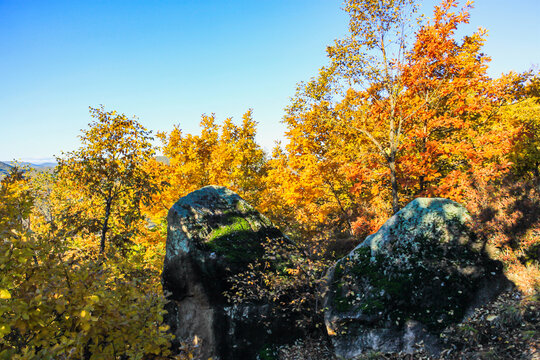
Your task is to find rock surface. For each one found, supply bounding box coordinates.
[162,185,291,360]
[323,198,512,358]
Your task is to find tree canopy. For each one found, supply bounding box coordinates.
[56,106,158,254]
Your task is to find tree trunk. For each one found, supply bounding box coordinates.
[419,175,425,194]
[100,196,112,254]
[388,157,400,214]
[326,179,353,235]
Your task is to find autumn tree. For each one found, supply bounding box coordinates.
[146,110,267,221]
[0,168,179,359]
[270,0,418,235]
[0,167,33,237]
[266,0,417,239]
[263,94,363,241]
[396,0,519,201]
[0,115,185,359]
[56,106,157,254]
[338,0,514,210]
[330,0,423,214]
[280,0,516,220]
[507,72,540,180]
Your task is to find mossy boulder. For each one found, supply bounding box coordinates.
[162,186,290,360]
[323,198,512,358]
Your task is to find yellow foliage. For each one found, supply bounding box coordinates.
[146,110,267,223]
[56,106,158,254]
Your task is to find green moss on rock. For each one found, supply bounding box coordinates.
[205,214,263,263]
[324,198,511,357]
[332,230,501,331]
[208,216,252,243]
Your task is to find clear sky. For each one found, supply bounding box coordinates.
[1,0,539,163]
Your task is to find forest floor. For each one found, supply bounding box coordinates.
[278,289,539,360]
[435,289,539,360]
[359,289,539,360]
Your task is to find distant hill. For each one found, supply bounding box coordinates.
[5,161,57,171]
[1,156,168,175]
[0,161,12,177]
[0,161,57,179]
[28,162,57,169]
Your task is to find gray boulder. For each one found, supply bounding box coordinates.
[162,186,293,360]
[323,198,511,358]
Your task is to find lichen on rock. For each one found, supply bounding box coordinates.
[162,185,291,360]
[323,198,512,358]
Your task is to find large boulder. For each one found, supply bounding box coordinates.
[323,198,512,358]
[162,186,294,359]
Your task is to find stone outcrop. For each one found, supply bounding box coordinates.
[162,186,294,359]
[323,198,512,358]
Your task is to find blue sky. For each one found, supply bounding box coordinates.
[1,0,539,163]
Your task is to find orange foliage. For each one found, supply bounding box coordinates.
[145,110,267,222]
[398,0,517,201]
